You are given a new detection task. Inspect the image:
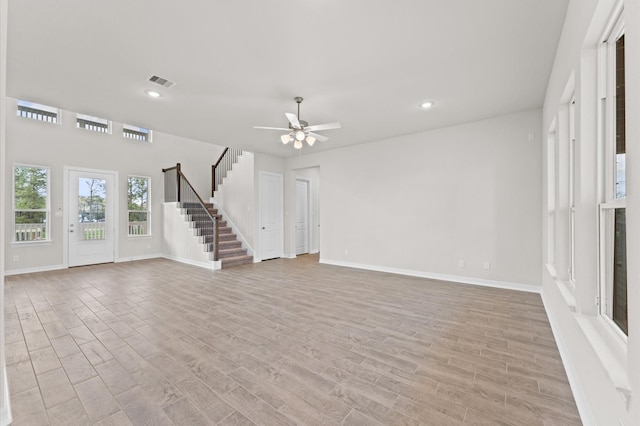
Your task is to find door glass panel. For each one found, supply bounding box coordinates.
[78,177,107,240]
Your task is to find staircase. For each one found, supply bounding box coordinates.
[183,202,253,268]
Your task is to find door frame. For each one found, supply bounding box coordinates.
[63,166,119,267]
[295,177,311,256]
[258,171,283,261]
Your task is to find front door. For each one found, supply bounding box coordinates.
[259,172,283,260]
[67,169,116,267]
[295,179,309,255]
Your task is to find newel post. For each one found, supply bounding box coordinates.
[176,163,181,203]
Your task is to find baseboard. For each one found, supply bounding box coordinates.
[541,288,595,426]
[161,254,219,270]
[4,255,164,275]
[115,253,162,263]
[1,365,11,426]
[319,258,541,294]
[4,264,66,276]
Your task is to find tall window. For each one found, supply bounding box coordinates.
[599,23,627,336]
[128,176,150,236]
[13,165,50,242]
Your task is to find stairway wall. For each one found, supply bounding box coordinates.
[161,202,218,269]
[213,152,255,251]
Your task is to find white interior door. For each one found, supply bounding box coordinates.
[295,179,309,255]
[259,172,283,260]
[68,169,116,267]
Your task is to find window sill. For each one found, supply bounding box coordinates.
[547,266,631,409]
[555,279,577,312]
[545,263,557,279]
[10,240,52,247]
[574,313,631,409]
[127,235,152,239]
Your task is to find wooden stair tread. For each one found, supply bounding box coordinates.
[220,255,253,267]
[179,201,250,269]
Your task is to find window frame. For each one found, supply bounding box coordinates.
[127,175,151,237]
[597,13,627,339]
[546,123,557,271]
[123,124,152,142]
[12,163,51,243]
[568,97,576,285]
[16,99,61,124]
[76,113,111,134]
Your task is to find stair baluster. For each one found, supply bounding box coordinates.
[211,147,243,197]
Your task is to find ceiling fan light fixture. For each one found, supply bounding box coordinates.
[294,140,303,149]
[281,134,292,144]
[306,135,316,146]
[295,130,306,141]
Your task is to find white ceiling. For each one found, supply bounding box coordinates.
[7,0,568,158]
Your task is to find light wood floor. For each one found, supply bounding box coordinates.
[5,254,581,425]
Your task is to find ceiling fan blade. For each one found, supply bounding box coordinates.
[285,113,301,129]
[308,132,328,142]
[305,122,342,132]
[253,126,290,131]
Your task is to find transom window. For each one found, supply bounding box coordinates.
[123,124,151,142]
[77,113,110,133]
[17,100,59,124]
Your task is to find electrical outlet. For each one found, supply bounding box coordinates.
[12,255,19,262]
[483,261,491,270]
[458,259,465,268]
[344,249,348,255]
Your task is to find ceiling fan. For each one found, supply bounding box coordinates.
[254,97,341,149]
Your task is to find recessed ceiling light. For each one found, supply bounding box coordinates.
[145,90,162,98]
[420,101,434,109]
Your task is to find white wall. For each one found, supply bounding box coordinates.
[213,152,255,251]
[4,98,225,273]
[541,0,639,424]
[161,202,216,269]
[0,0,10,423]
[285,109,542,289]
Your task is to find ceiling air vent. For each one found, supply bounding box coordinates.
[148,75,176,88]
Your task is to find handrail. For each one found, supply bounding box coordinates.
[211,147,243,197]
[163,163,218,261]
[213,148,229,169]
